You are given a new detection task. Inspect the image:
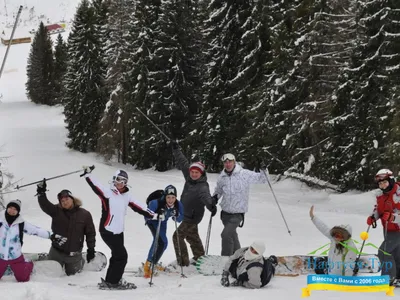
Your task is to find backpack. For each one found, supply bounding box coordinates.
[146,190,179,215]
[230,255,275,287]
[0,222,25,246]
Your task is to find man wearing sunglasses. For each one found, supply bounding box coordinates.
[367,169,400,286]
[82,167,158,290]
[213,153,268,256]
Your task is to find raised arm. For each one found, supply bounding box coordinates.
[84,212,96,249]
[37,193,58,217]
[172,148,190,180]
[242,168,268,184]
[23,222,51,239]
[84,173,112,201]
[128,195,155,218]
[311,215,332,240]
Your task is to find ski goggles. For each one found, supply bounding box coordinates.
[114,176,128,184]
[57,190,73,201]
[375,174,390,183]
[221,153,235,162]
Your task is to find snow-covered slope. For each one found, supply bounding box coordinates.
[0,1,394,299]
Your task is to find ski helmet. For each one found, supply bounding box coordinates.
[375,169,395,193]
[113,170,128,184]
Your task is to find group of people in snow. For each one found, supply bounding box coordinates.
[310,168,400,287]
[0,141,273,290]
[2,140,398,289]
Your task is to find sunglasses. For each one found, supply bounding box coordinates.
[221,153,235,162]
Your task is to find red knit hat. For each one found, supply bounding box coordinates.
[189,162,205,174]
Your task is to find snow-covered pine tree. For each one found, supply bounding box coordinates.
[123,0,161,169]
[26,21,55,105]
[323,0,400,190]
[96,0,134,163]
[130,0,201,171]
[63,0,107,153]
[200,0,272,171]
[53,33,68,104]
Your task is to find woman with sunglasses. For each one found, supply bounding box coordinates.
[309,205,357,276]
[82,167,158,290]
[367,169,400,286]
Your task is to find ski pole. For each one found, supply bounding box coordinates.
[352,225,371,276]
[135,107,172,141]
[261,168,291,235]
[149,209,164,287]
[174,219,187,278]
[14,166,95,190]
[205,214,212,255]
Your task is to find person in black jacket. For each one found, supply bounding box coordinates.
[36,179,96,276]
[171,142,217,266]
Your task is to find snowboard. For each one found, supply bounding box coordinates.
[126,260,198,278]
[5,251,107,276]
[5,260,64,277]
[195,254,381,277]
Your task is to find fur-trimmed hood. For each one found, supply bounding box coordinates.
[330,224,352,241]
[58,196,82,208]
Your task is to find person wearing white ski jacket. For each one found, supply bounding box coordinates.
[0,199,67,282]
[310,205,358,276]
[213,154,268,256]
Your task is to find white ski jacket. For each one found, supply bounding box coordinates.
[214,164,268,214]
[0,211,51,260]
[311,216,358,276]
[85,174,155,234]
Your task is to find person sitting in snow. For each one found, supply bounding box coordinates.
[310,205,358,276]
[0,199,67,282]
[37,179,96,276]
[143,185,184,278]
[220,240,277,289]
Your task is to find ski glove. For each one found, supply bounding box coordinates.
[153,213,165,221]
[382,212,396,223]
[367,216,376,226]
[231,280,244,287]
[87,248,95,263]
[211,205,217,217]
[81,165,95,177]
[212,194,219,205]
[37,178,47,194]
[221,271,230,287]
[50,233,68,246]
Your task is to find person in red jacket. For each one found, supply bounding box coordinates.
[367,169,400,286]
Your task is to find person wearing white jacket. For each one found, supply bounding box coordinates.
[0,199,67,282]
[309,205,358,276]
[213,154,268,256]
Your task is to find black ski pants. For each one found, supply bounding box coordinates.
[100,231,127,284]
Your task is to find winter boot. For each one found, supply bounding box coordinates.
[143,260,152,278]
[155,263,166,272]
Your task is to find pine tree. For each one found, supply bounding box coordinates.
[63,0,107,153]
[97,0,135,163]
[323,0,400,190]
[26,21,55,105]
[200,0,273,171]
[53,34,68,104]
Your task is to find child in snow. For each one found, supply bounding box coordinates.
[82,167,158,289]
[143,185,184,278]
[310,205,357,276]
[0,199,67,282]
[220,240,277,289]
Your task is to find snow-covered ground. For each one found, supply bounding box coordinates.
[0,1,395,299]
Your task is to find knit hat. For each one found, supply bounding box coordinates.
[189,162,205,174]
[6,199,21,213]
[244,240,265,261]
[57,189,74,201]
[164,185,177,197]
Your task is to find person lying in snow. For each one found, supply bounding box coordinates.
[310,205,358,276]
[220,241,277,289]
[0,199,67,282]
